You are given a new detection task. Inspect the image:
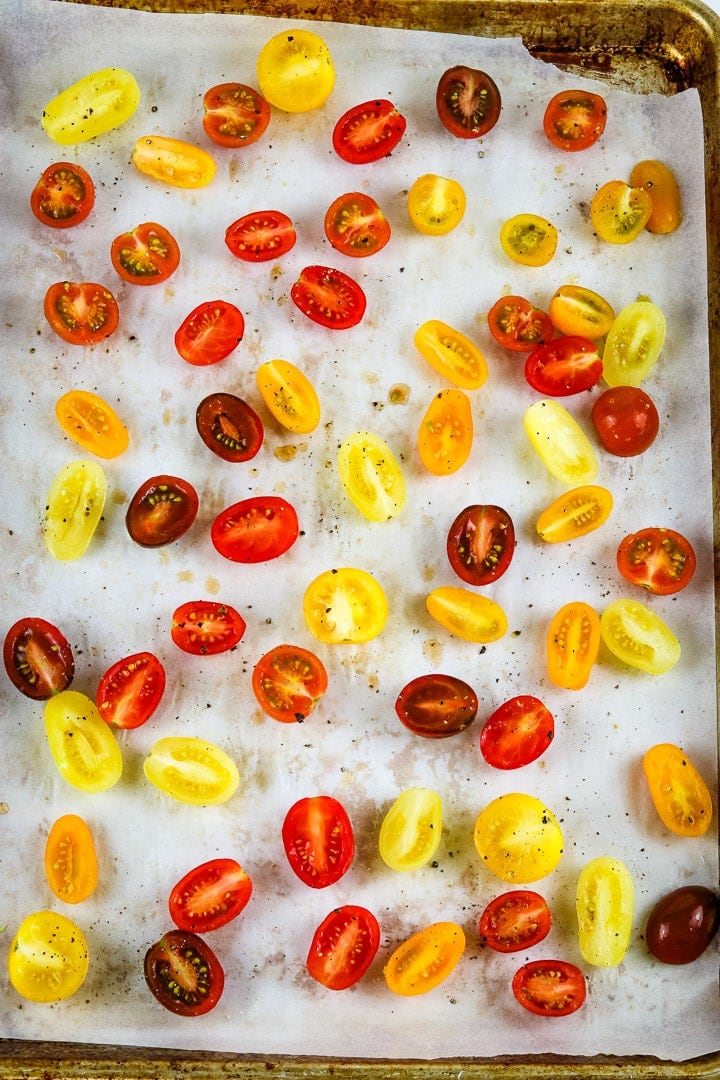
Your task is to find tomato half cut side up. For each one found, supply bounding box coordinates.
[524,336,603,396]
[252,643,328,723]
[211,495,299,564]
[282,795,355,888]
[171,601,246,656]
[45,813,98,904]
[3,616,74,700]
[384,921,465,996]
[44,281,119,346]
[436,66,501,138]
[487,295,554,352]
[512,959,587,1016]
[175,300,245,365]
[479,890,552,952]
[324,192,391,258]
[291,265,366,330]
[225,210,296,263]
[196,393,264,463]
[395,672,478,739]
[144,930,224,1016]
[126,475,199,547]
[110,222,180,285]
[446,504,515,586]
[31,162,95,228]
[202,82,271,148]
[617,527,696,595]
[546,601,600,690]
[543,89,607,152]
[332,99,406,164]
[169,858,253,933]
[55,389,129,459]
[480,694,555,769]
[96,651,166,729]
[306,905,381,990]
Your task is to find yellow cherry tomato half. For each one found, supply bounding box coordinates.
[576,856,634,967]
[44,690,123,793]
[590,179,652,244]
[536,485,613,543]
[474,793,564,883]
[379,787,443,872]
[413,319,488,390]
[256,28,335,113]
[384,922,465,996]
[8,911,89,1002]
[418,388,473,475]
[132,135,216,189]
[42,67,140,145]
[407,174,466,236]
[55,389,129,459]
[628,160,682,235]
[426,586,507,644]
[256,358,320,434]
[642,743,713,837]
[44,459,107,562]
[45,813,98,905]
[548,284,615,340]
[601,300,666,388]
[143,736,240,806]
[524,400,597,485]
[303,567,388,644]
[546,601,601,690]
[600,598,680,675]
[337,431,406,522]
[500,213,557,267]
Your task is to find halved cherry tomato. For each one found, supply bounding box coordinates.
[524,399,597,484]
[590,180,652,244]
[196,392,263,463]
[512,959,586,1016]
[44,689,123,793]
[536,485,613,543]
[252,643,328,723]
[282,795,354,888]
[436,66,501,138]
[41,67,140,144]
[646,886,720,964]
[525,336,602,396]
[303,567,388,644]
[395,673,478,739]
[225,210,296,263]
[202,82,270,148]
[600,598,680,674]
[145,930,224,1016]
[474,794,563,883]
[211,495,299,563]
[385,922,465,996]
[418,388,473,475]
[332,99,406,164]
[45,813,98,904]
[126,474,198,548]
[8,911,88,1003]
[426,587,507,644]
[643,743,713,837]
[379,787,442,872]
[291,265,366,329]
[549,284,615,340]
[324,192,390,258]
[256,28,335,113]
[617,527,696,595]
[629,159,682,235]
[3,616,74,700]
[256,359,321,434]
[169,858,252,933]
[110,221,180,284]
[408,174,466,235]
[96,651,166,730]
[55,389,129,459]
[479,890,552,953]
[338,430,406,522]
[414,320,488,389]
[480,695,554,769]
[543,89,606,151]
[601,300,666,387]
[44,459,107,562]
[500,214,557,267]
[175,299,245,366]
[446,504,515,586]
[30,162,95,228]
[170,600,246,656]
[306,905,380,990]
[132,135,216,188]
[547,601,600,690]
[144,737,240,805]
[576,856,634,967]
[591,385,660,456]
[44,281,119,346]
[487,296,553,352]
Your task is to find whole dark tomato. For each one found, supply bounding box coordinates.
[144,929,224,1016]
[395,673,478,739]
[211,495,299,564]
[125,475,199,547]
[202,82,270,148]
[225,210,296,263]
[282,795,354,888]
[291,265,366,330]
[196,392,264,463]
[174,300,245,366]
[591,385,660,457]
[446,504,515,586]
[332,99,406,164]
[616,527,696,595]
[110,221,180,285]
[543,89,607,151]
[487,295,554,352]
[3,616,74,700]
[169,858,253,933]
[252,643,328,723]
[480,695,554,769]
[436,65,501,139]
[96,651,166,729]
[306,905,380,990]
[645,885,720,964]
[30,162,95,228]
[171,600,246,656]
[524,336,603,396]
[479,890,552,952]
[512,959,587,1017]
[44,281,119,346]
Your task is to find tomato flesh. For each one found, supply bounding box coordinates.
[175,300,245,366]
[169,858,253,933]
[487,295,553,352]
[303,567,388,644]
[446,504,515,586]
[44,459,107,562]
[324,192,390,258]
[500,214,557,267]
[211,495,299,563]
[171,600,246,656]
[408,173,466,235]
[479,890,552,952]
[395,673,478,739]
[291,265,366,329]
[96,651,166,729]
[512,960,587,1016]
[144,930,224,1016]
[332,99,406,164]
[55,389,129,459]
[591,385,659,456]
[126,475,198,548]
[143,736,240,806]
[225,210,296,262]
[44,281,119,345]
[282,795,355,888]
[203,82,270,148]
[252,644,328,723]
[524,336,603,396]
[543,89,607,151]
[110,221,180,284]
[426,587,508,644]
[646,886,720,964]
[379,786,443,872]
[600,598,680,674]
[3,616,74,700]
[643,743,713,837]
[338,430,406,522]
[436,66,501,138]
[418,388,473,475]
[616,527,696,595]
[576,856,634,967]
[385,922,465,996]
[546,601,600,690]
[45,813,98,905]
[414,319,488,389]
[536,485,613,544]
[590,180,652,244]
[307,905,381,990]
[474,793,563,883]
[256,359,321,434]
[196,392,264,463]
[480,695,554,769]
[44,690,123,793]
[132,135,216,189]
[30,162,95,228]
[524,399,598,485]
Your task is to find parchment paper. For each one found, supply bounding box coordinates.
[0,0,717,1061]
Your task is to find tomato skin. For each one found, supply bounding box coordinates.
[44,689,123,793]
[169,858,253,933]
[576,856,634,967]
[600,598,680,675]
[44,459,107,562]
[256,359,320,435]
[549,284,615,340]
[418,388,473,475]
[175,300,245,366]
[55,389,129,459]
[3,616,74,700]
[332,99,406,164]
[536,485,613,544]
[30,162,95,228]
[479,890,552,952]
[426,587,508,644]
[378,787,443,872]
[487,296,554,352]
[44,281,119,346]
[96,651,166,730]
[525,336,603,396]
[126,475,198,548]
[256,28,334,113]
[408,173,466,235]
[196,392,263,463]
[436,66,501,139]
[645,886,720,964]
[543,89,606,151]
[338,431,406,522]
[171,600,246,656]
[395,673,478,739]
[480,695,554,770]
[590,180,652,244]
[642,743,713,837]
[591,385,660,457]
[414,320,488,389]
[629,160,682,235]
[225,210,296,262]
[145,930,224,1016]
[474,794,563,883]
[110,222,180,285]
[45,813,98,905]
[42,67,140,144]
[282,795,354,888]
[512,960,587,1017]
[303,567,388,644]
[324,192,390,258]
[252,644,328,724]
[144,736,240,806]
[202,82,270,148]
[385,922,465,996]
[446,504,515,587]
[524,399,598,485]
[306,905,380,990]
[500,214,557,267]
[8,911,89,1003]
[132,135,216,189]
[291,265,366,330]
[601,300,666,387]
[616,527,696,595]
[211,495,299,564]
[546,601,600,690]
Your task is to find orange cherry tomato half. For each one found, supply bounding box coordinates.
[536,485,613,543]
[384,922,465,996]
[616,527,696,595]
[251,643,328,723]
[225,210,296,263]
[479,890,552,953]
[543,89,607,151]
[324,192,391,258]
[512,959,587,1016]
[171,600,246,656]
[55,389,129,459]
[174,300,245,366]
[126,474,199,548]
[643,743,713,837]
[546,601,600,690]
[132,135,216,189]
[45,813,98,904]
[291,265,366,330]
[629,159,682,235]
[591,385,660,457]
[418,388,473,475]
[202,82,270,148]
[282,795,354,888]
[110,221,180,285]
[3,616,74,700]
[30,162,95,228]
[436,66,501,139]
[211,495,299,564]
[306,905,381,990]
[332,99,406,164]
[169,858,253,933]
[479,695,554,769]
[487,295,554,352]
[96,651,166,730]
[44,281,119,346]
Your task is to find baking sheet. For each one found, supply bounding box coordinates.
[0,0,718,1063]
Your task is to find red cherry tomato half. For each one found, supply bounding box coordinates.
[324,192,391,258]
[252,643,328,723]
[479,695,554,769]
[211,495,299,564]
[30,161,95,228]
[282,795,355,888]
[44,281,119,346]
[171,600,246,656]
[169,858,253,933]
[291,265,366,330]
[126,475,199,547]
[446,504,515,586]
[195,392,264,463]
[306,904,381,990]
[174,300,245,366]
[110,221,180,285]
[202,82,270,148]
[3,616,74,700]
[487,295,554,352]
[543,89,607,152]
[524,336,603,396]
[144,929,224,1016]
[332,99,406,164]
[436,65,501,138]
[616,527,696,596]
[645,885,720,965]
[96,651,166,730]
[512,959,587,1017]
[395,673,478,739]
[479,890,552,953]
[225,210,296,263]
[591,385,660,457]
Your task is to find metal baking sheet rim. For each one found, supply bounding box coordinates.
[2,0,720,1077]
